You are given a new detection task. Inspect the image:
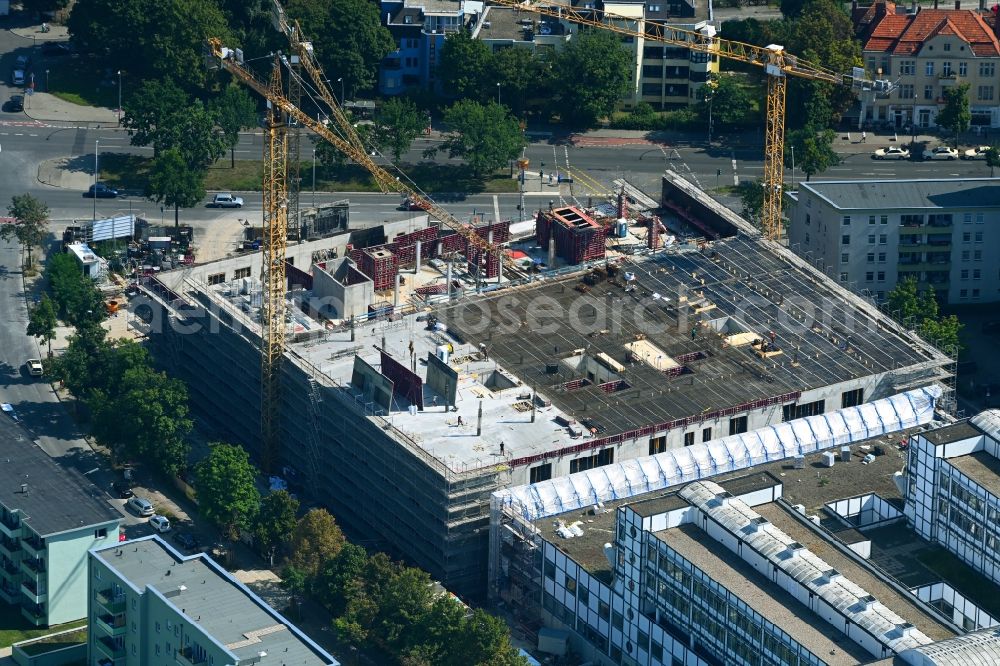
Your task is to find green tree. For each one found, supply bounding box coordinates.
[936,83,971,147]
[315,542,369,615]
[552,29,632,126]
[987,147,1000,177]
[701,74,754,130]
[23,0,71,13]
[121,79,189,156]
[886,277,963,354]
[738,181,766,230]
[27,295,57,356]
[786,128,839,181]
[919,315,963,355]
[253,490,300,565]
[210,86,258,168]
[434,101,524,177]
[281,565,308,620]
[195,443,261,539]
[780,0,810,18]
[147,148,206,229]
[46,253,106,325]
[438,32,494,101]
[374,97,427,162]
[452,609,527,666]
[3,194,49,268]
[491,46,549,118]
[286,508,346,579]
[285,0,394,96]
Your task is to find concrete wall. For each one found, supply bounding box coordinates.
[312,258,374,320]
[45,521,119,626]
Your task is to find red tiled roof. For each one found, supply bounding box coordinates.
[863,8,1000,56]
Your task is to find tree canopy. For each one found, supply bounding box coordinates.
[439,33,495,102]
[286,508,346,579]
[27,295,58,355]
[786,128,839,181]
[887,277,963,354]
[937,83,971,146]
[701,74,755,131]
[3,194,49,268]
[210,86,259,168]
[434,101,524,177]
[195,443,260,539]
[46,253,105,326]
[147,148,206,228]
[373,97,427,163]
[552,29,632,126]
[253,490,300,564]
[285,0,394,96]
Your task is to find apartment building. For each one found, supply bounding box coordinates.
[857,1,1000,128]
[903,410,1000,586]
[0,412,120,627]
[89,536,338,666]
[788,178,1000,305]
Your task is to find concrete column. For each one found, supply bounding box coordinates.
[476,400,483,436]
[415,239,422,273]
[446,259,453,301]
[394,272,400,308]
[548,237,556,266]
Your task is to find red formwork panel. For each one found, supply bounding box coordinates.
[538,207,606,265]
[357,247,398,291]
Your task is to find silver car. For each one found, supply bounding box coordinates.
[210,193,244,208]
[127,496,155,517]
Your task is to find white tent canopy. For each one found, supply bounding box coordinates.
[496,385,942,522]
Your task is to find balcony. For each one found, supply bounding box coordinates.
[20,579,46,604]
[21,604,45,626]
[95,611,127,637]
[0,583,19,604]
[95,588,126,614]
[0,537,21,558]
[0,515,21,539]
[21,535,44,557]
[899,226,925,234]
[20,557,44,577]
[176,647,208,666]
[95,636,125,660]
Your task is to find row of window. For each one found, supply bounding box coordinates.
[894,60,995,77]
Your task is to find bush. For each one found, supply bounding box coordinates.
[608,106,701,131]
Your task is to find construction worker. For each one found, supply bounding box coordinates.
[861,131,867,143]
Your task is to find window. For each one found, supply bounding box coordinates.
[866,271,874,282]
[156,622,161,634]
[879,234,887,244]
[207,273,225,286]
[842,215,851,226]
[529,463,552,484]
[959,61,967,76]
[94,528,107,539]
[805,213,811,226]
[868,234,876,244]
[840,272,848,282]
[942,61,952,75]
[972,288,980,297]
[964,213,973,224]
[924,85,934,100]
[881,215,888,225]
[975,250,982,260]
[963,232,972,242]
[233,267,251,280]
[962,250,970,260]
[579,586,589,605]
[702,427,711,442]
[841,253,850,263]
[975,231,983,241]
[842,234,851,245]
[900,60,915,75]
[961,269,969,280]
[979,86,995,101]
[974,269,981,280]
[598,600,610,620]
[729,415,748,435]
[841,390,863,410]
[925,61,935,76]
[878,252,886,262]
[565,575,577,594]
[976,212,984,224]
[649,435,666,455]
[868,215,876,225]
[944,43,952,52]
[867,252,875,263]
[899,83,914,99]
[544,559,555,580]
[612,610,623,631]
[683,432,695,447]
[960,288,968,298]
[569,448,614,473]
[877,271,885,281]
[980,62,995,77]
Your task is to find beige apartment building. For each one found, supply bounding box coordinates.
[857,1,1000,128]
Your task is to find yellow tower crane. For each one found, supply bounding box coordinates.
[208,39,515,271]
[489,0,892,240]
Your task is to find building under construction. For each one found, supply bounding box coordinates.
[136,174,952,599]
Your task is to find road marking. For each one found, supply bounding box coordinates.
[731,153,738,186]
[493,195,501,224]
[14,133,23,136]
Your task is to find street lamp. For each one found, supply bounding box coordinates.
[337,77,344,105]
[45,69,49,93]
[117,70,123,125]
[496,82,501,106]
[93,139,99,221]
[912,93,918,144]
[312,147,317,208]
[539,161,545,192]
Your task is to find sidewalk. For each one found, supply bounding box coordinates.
[22,91,119,126]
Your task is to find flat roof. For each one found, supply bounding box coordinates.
[655,523,873,666]
[947,450,1000,496]
[0,411,119,536]
[94,537,337,665]
[755,502,954,642]
[921,421,983,446]
[800,178,1000,211]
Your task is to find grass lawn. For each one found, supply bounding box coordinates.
[916,547,1000,618]
[18,626,88,656]
[0,604,85,648]
[45,58,117,108]
[104,155,519,195]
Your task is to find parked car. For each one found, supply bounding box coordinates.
[873,147,910,160]
[11,69,25,86]
[1,403,19,423]
[172,532,200,551]
[26,359,42,377]
[149,515,171,533]
[210,193,243,208]
[14,55,30,69]
[111,482,134,499]
[41,42,72,57]
[398,197,429,211]
[127,496,155,517]
[5,95,23,113]
[924,146,959,160]
[963,145,992,160]
[84,183,119,198]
